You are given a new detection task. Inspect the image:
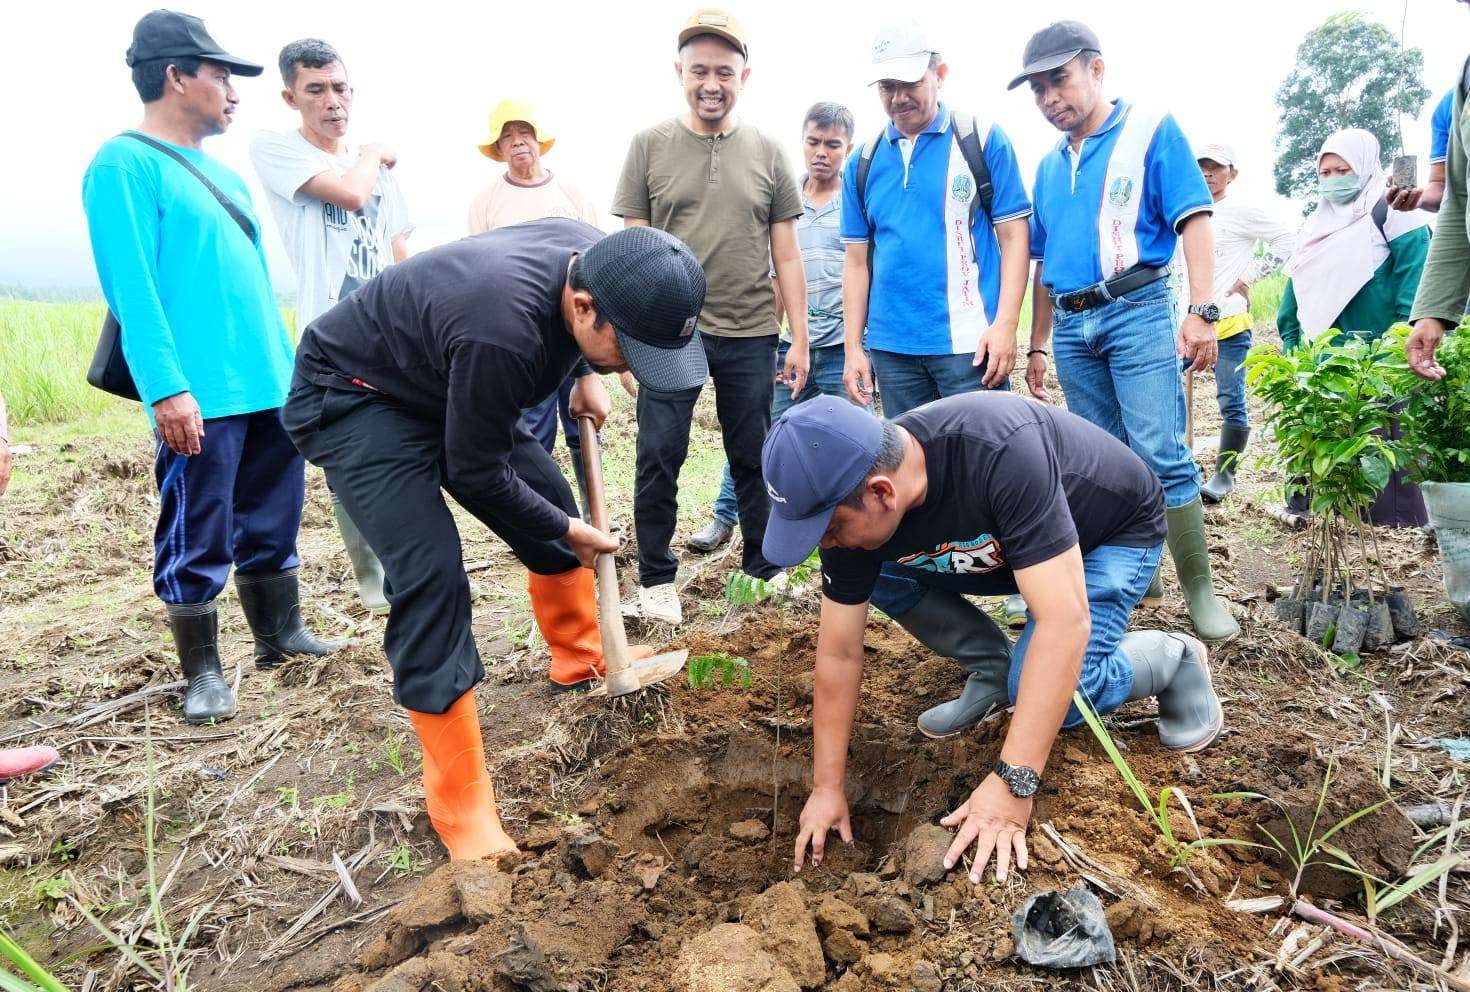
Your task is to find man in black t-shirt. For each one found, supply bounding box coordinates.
[282,220,708,863]
[761,392,1223,887]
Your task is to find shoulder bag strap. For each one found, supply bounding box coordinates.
[120,131,257,243]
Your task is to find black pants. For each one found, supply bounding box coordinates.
[282,381,580,713]
[635,332,778,586]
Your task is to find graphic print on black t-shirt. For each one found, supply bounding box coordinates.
[324,195,392,305]
[896,534,1005,574]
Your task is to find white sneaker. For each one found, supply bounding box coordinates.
[634,583,682,625]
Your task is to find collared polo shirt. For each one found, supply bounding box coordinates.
[1030,99,1212,296]
[790,181,846,348]
[840,103,1031,356]
[1432,89,1454,164]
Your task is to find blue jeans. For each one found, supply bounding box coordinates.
[521,376,581,455]
[868,348,1006,419]
[870,542,1163,728]
[712,341,865,524]
[1183,329,1251,430]
[1052,277,1200,507]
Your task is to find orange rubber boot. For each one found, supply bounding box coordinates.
[407,690,518,861]
[528,567,652,689]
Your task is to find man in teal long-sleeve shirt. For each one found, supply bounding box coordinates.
[81,10,339,727]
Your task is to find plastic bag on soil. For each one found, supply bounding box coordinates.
[1305,601,1336,643]
[1363,601,1395,651]
[1274,597,1305,633]
[1331,603,1368,653]
[1387,588,1419,639]
[1012,885,1116,969]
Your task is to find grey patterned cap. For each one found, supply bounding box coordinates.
[580,227,708,393]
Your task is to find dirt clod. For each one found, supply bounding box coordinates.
[678,923,800,992]
[823,928,866,964]
[902,823,953,886]
[815,894,870,938]
[730,818,771,843]
[744,880,825,988]
[868,896,916,935]
[909,960,942,992]
[498,924,562,992]
[561,829,617,879]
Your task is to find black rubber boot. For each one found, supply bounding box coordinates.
[235,569,345,669]
[166,602,236,724]
[895,589,1012,738]
[687,517,735,553]
[1201,425,1250,504]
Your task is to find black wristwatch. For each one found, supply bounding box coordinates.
[993,760,1042,798]
[1187,303,1221,323]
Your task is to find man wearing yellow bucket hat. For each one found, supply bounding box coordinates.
[469,99,610,501]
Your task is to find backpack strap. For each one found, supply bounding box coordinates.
[1371,195,1390,243]
[120,131,257,244]
[950,110,995,226]
[854,128,887,231]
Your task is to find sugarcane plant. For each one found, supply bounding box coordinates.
[1244,334,1412,654]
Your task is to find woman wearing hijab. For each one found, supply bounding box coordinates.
[1276,128,1433,528]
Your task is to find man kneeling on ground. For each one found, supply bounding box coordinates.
[283,219,707,860]
[763,393,1224,881]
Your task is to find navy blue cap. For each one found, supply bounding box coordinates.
[760,397,882,568]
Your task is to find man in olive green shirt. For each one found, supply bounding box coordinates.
[1409,61,1468,381]
[612,8,809,625]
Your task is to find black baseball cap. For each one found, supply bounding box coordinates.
[126,10,264,77]
[578,227,709,393]
[760,397,883,568]
[1006,21,1101,90]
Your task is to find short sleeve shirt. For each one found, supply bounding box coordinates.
[1030,100,1212,296]
[793,186,846,349]
[467,172,600,234]
[1432,89,1455,164]
[250,130,413,325]
[820,392,1166,605]
[611,119,803,337]
[839,105,1032,355]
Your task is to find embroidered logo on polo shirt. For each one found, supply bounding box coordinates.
[1108,176,1135,207]
[896,534,1004,574]
[950,174,974,203]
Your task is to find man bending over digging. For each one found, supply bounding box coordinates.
[762,393,1225,882]
[283,220,708,859]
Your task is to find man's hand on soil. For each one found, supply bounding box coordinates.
[975,321,1018,388]
[565,517,619,568]
[940,773,1032,885]
[153,391,205,456]
[568,374,613,430]
[793,786,851,872]
[1178,314,1218,373]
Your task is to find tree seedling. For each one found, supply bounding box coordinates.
[687,653,751,691]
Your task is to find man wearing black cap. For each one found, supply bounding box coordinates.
[764,393,1224,884]
[82,10,340,728]
[1008,21,1240,645]
[282,218,708,861]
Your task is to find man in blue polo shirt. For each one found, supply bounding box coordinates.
[82,11,340,726]
[1011,21,1239,644]
[840,19,1032,418]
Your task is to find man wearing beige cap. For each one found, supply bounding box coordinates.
[612,8,809,625]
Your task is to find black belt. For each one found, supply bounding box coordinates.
[1051,265,1169,314]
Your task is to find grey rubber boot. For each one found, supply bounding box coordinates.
[1166,498,1241,643]
[1122,630,1224,751]
[688,517,735,553]
[332,494,388,615]
[895,589,1012,739]
[166,602,236,724]
[235,569,346,669]
[1002,594,1028,629]
[1201,425,1250,504]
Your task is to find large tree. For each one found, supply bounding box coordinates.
[1274,12,1429,200]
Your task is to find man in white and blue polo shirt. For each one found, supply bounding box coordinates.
[1011,20,1239,645]
[839,19,1032,419]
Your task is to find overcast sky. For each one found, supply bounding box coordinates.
[3,0,1467,296]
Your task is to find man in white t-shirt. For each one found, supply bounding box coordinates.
[1171,143,1294,506]
[251,38,413,614]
